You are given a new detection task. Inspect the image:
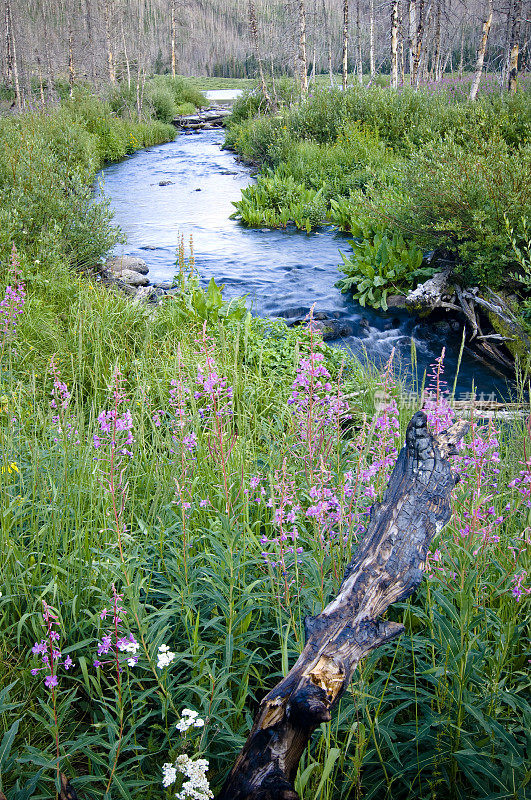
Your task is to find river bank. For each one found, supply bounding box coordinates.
[98,128,511,398]
[225,82,531,385]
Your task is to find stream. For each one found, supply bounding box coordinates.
[98,129,510,398]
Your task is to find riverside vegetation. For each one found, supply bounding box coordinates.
[227,77,531,322]
[0,79,529,800]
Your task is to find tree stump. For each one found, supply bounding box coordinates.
[218,410,469,800]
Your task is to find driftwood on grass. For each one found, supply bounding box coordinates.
[218,411,469,800]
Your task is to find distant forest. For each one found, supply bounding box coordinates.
[4,1,531,90]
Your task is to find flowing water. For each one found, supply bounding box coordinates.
[98,129,510,398]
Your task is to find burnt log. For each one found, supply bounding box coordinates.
[218,411,469,800]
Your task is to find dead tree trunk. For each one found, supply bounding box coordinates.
[170,0,177,78]
[356,0,363,83]
[68,26,75,96]
[458,15,466,78]
[298,0,308,95]
[103,0,116,84]
[320,0,333,86]
[433,0,442,80]
[412,0,426,86]
[369,0,376,78]
[341,0,349,91]
[408,0,417,75]
[218,411,468,800]
[121,17,131,88]
[248,0,273,108]
[469,0,493,101]
[391,0,400,88]
[4,0,21,110]
[508,0,523,93]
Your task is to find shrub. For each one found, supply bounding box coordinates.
[389,135,531,287]
[175,101,196,116]
[146,81,176,123]
[336,222,431,309]
[231,168,327,231]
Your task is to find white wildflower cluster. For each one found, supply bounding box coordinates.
[157,643,176,670]
[117,635,140,667]
[161,754,212,799]
[175,708,205,733]
[161,754,212,798]
[162,762,178,788]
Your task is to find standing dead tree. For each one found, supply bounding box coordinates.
[341,0,349,91]
[508,0,523,93]
[297,0,308,95]
[391,0,400,88]
[248,0,273,108]
[469,0,494,101]
[218,411,469,800]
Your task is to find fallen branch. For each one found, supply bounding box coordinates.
[218,411,469,800]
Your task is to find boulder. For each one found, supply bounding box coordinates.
[158,180,173,186]
[134,286,159,303]
[306,319,354,341]
[121,269,149,287]
[106,255,149,276]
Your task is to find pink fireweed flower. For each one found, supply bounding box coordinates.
[49,358,80,445]
[94,585,139,671]
[288,308,348,468]
[511,570,530,602]
[29,600,74,689]
[1,245,26,340]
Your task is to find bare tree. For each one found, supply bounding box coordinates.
[412,0,426,86]
[4,0,22,109]
[508,0,523,93]
[170,0,177,78]
[356,0,363,82]
[68,25,75,96]
[433,0,442,79]
[408,0,417,74]
[391,0,400,88]
[248,0,273,106]
[470,0,494,100]
[321,0,334,85]
[342,0,349,90]
[298,0,308,94]
[369,0,376,77]
[103,0,116,84]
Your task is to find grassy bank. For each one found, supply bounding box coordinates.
[0,89,529,800]
[226,81,531,314]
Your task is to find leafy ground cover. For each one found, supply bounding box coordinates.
[0,86,529,800]
[226,79,531,309]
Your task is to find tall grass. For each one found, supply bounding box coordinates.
[0,265,529,797]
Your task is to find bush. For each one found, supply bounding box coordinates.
[388,135,531,287]
[175,101,196,116]
[231,168,327,231]
[147,81,176,123]
[336,222,431,309]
